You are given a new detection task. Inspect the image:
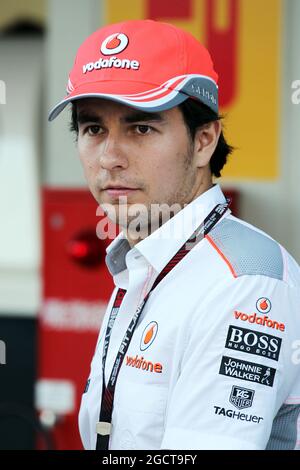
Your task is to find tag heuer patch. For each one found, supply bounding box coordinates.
[229,385,255,409]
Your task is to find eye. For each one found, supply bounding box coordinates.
[135,125,153,135]
[86,125,102,136]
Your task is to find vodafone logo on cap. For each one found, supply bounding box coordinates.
[101,33,129,55]
[83,32,139,73]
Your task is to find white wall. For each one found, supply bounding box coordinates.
[0,38,43,315]
[45,0,102,186]
[0,0,103,315]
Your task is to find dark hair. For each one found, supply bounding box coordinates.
[178,99,233,178]
[69,99,233,177]
[69,103,79,135]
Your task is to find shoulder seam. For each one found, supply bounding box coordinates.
[205,234,237,278]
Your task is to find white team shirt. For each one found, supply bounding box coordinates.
[79,184,300,450]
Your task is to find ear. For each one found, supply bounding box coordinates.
[193,120,222,168]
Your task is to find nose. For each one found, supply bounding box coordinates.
[99,131,129,171]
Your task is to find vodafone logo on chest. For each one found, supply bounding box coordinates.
[124,322,162,375]
[83,33,140,74]
[140,321,158,351]
[256,297,271,314]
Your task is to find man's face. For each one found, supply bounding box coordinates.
[76,98,204,238]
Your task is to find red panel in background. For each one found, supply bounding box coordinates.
[147,0,192,19]
[38,188,117,450]
[205,0,239,108]
[224,188,239,216]
[42,189,116,300]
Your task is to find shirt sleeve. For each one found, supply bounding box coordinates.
[160,273,300,450]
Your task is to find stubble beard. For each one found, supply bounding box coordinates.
[99,145,197,242]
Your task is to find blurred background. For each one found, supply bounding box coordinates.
[0,0,299,450]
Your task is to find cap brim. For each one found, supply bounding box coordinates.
[48,75,218,121]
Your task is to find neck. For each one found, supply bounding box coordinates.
[125,177,214,248]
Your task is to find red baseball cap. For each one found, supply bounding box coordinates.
[48,19,218,121]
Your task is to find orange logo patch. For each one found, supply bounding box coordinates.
[256,297,272,314]
[140,321,158,351]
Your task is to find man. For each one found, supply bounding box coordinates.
[49,19,300,450]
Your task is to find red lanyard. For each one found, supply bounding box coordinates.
[96,199,230,450]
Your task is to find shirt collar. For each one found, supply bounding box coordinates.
[105,184,228,277]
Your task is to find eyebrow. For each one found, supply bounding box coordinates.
[76,112,102,125]
[76,110,165,126]
[122,111,164,124]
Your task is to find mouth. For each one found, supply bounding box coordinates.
[104,188,140,197]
